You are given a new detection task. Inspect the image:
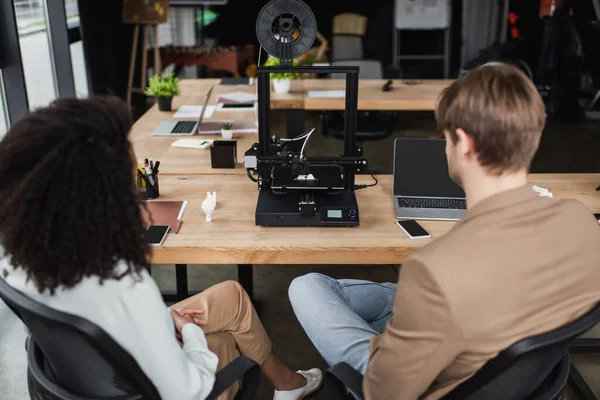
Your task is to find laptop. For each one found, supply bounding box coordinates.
[393,138,467,220]
[152,86,214,136]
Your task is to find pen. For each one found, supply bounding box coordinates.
[153,161,160,174]
[137,170,148,190]
[150,159,154,171]
[143,160,155,186]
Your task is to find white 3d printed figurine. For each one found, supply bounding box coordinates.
[202,192,217,222]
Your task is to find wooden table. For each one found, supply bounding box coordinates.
[131,78,453,176]
[151,173,600,300]
[300,79,453,111]
[131,80,259,175]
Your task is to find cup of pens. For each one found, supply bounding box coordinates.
[137,159,160,200]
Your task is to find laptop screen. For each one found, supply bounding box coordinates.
[393,138,465,198]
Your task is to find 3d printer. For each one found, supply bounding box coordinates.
[244,0,368,227]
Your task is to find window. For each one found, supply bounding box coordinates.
[65,0,79,28]
[14,0,58,109]
[70,41,89,98]
[0,77,7,136]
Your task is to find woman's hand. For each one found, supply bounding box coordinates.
[172,308,208,328]
[169,308,195,334]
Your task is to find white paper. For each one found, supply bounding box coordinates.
[177,201,188,220]
[218,91,257,103]
[171,138,214,149]
[308,90,346,99]
[173,105,215,119]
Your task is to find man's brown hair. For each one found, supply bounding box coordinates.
[436,63,546,174]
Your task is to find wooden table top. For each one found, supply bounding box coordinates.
[300,79,453,110]
[130,80,259,175]
[130,78,452,175]
[150,174,600,265]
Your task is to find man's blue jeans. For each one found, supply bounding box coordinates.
[288,273,397,374]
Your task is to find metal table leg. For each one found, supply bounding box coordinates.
[237,264,254,299]
[159,264,190,303]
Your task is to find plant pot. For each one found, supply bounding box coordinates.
[157,96,173,111]
[272,78,291,94]
[221,129,233,140]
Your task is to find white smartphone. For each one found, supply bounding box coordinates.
[396,220,431,239]
[144,225,170,246]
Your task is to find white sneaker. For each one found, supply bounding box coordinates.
[273,368,323,400]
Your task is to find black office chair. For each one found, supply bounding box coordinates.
[322,60,395,144]
[326,302,600,400]
[0,278,260,400]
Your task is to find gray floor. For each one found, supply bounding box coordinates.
[2,264,600,400]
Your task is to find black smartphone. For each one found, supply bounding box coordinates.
[144,225,170,245]
[396,220,431,239]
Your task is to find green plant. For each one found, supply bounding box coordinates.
[221,122,233,130]
[145,73,181,98]
[264,57,300,80]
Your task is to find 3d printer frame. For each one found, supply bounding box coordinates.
[251,65,367,191]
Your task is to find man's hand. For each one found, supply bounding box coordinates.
[171,308,208,328]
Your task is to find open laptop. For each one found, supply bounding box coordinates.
[393,138,467,220]
[152,86,214,136]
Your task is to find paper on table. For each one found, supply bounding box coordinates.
[171,138,214,149]
[173,105,215,119]
[218,91,258,103]
[308,90,346,99]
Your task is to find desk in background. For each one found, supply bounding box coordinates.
[131,79,454,176]
[151,173,600,301]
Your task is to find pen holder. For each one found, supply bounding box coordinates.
[137,172,160,200]
[210,140,237,169]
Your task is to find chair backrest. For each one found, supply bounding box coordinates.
[331,35,364,61]
[0,278,161,399]
[444,302,600,400]
[333,13,367,36]
[331,60,383,80]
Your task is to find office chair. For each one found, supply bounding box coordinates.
[0,278,260,400]
[331,13,368,61]
[325,302,600,400]
[322,60,395,145]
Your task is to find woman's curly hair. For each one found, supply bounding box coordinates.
[0,96,150,294]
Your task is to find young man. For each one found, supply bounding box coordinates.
[288,63,600,399]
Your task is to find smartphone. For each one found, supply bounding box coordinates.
[144,225,170,245]
[396,220,431,239]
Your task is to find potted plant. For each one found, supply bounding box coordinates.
[145,73,181,111]
[221,122,233,140]
[264,57,300,94]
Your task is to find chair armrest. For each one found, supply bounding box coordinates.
[206,356,260,400]
[326,363,365,400]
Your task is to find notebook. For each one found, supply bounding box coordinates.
[140,201,188,234]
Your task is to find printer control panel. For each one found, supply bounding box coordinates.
[321,208,358,223]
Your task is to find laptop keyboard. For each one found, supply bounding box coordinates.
[398,197,467,210]
[171,121,197,134]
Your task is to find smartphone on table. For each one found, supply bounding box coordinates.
[396,220,431,239]
[145,225,170,246]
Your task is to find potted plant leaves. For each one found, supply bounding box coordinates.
[264,57,300,94]
[221,122,233,140]
[145,73,181,111]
